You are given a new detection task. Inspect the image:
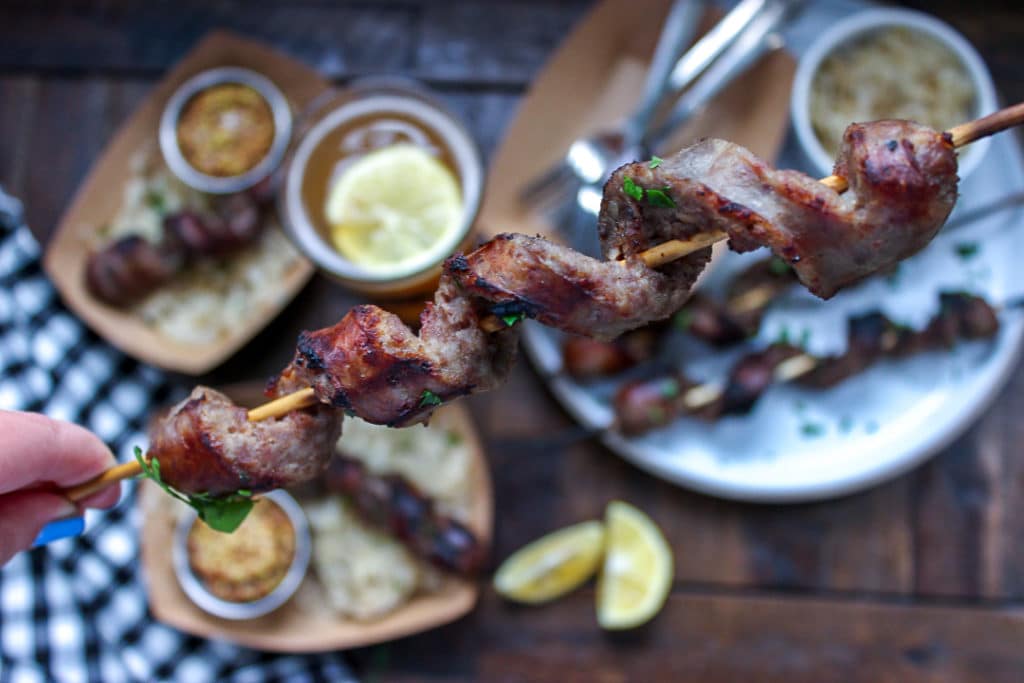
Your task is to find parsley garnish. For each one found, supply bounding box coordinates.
[648,156,664,169]
[501,311,526,327]
[645,187,676,208]
[769,257,791,276]
[955,242,980,260]
[144,190,166,214]
[801,422,825,437]
[674,309,694,331]
[659,378,681,399]
[623,176,644,201]
[419,389,443,407]
[647,406,667,424]
[885,264,902,288]
[775,326,791,345]
[134,447,253,533]
[623,176,675,207]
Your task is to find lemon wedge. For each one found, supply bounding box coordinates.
[325,144,462,272]
[596,501,673,630]
[493,520,605,604]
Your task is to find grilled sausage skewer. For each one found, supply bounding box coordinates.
[325,456,486,575]
[85,191,267,306]
[65,110,1022,500]
[253,115,974,420]
[615,292,1002,435]
[563,257,796,378]
[643,102,1024,269]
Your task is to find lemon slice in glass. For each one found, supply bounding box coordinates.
[325,143,463,273]
[493,520,605,604]
[596,501,673,630]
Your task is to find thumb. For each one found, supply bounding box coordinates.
[0,491,78,565]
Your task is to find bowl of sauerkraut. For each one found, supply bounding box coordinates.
[790,8,997,182]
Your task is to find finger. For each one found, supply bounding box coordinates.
[0,490,77,565]
[0,411,116,494]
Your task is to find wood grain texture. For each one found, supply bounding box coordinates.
[350,589,1024,682]
[3,1,1024,680]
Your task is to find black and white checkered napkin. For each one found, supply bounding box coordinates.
[0,188,356,682]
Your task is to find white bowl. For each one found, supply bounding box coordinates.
[790,8,997,181]
[172,489,311,620]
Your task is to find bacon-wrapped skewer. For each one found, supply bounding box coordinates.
[325,456,485,575]
[615,292,1000,435]
[562,256,797,378]
[62,109,1024,510]
[85,190,266,306]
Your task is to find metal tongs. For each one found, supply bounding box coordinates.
[521,0,807,215]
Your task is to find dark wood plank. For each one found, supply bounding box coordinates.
[349,589,1024,682]
[20,77,150,241]
[0,1,415,78]
[0,0,589,86]
[415,1,589,86]
[0,76,39,198]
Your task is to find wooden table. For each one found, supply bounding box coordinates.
[3,1,1024,680]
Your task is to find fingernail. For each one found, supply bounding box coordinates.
[32,516,85,547]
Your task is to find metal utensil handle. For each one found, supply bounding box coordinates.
[665,0,770,95]
[645,0,802,148]
[622,0,707,143]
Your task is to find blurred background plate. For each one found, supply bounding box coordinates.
[513,0,1024,502]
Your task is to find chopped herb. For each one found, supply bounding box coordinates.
[144,190,166,214]
[647,406,667,424]
[794,399,807,412]
[645,187,676,208]
[799,328,811,348]
[659,378,681,399]
[955,242,980,260]
[501,311,526,327]
[801,422,825,437]
[674,309,694,331]
[419,389,443,407]
[446,432,463,447]
[134,447,254,533]
[839,415,853,433]
[885,264,902,288]
[648,156,664,169]
[775,326,791,345]
[623,176,644,201]
[769,257,791,276]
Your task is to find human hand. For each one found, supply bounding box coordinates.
[0,411,121,565]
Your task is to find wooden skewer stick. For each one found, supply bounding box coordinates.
[246,387,316,421]
[231,103,1024,424]
[64,459,143,502]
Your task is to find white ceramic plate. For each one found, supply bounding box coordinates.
[521,1,1024,502]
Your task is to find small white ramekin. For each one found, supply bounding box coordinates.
[790,8,998,181]
[172,489,310,620]
[160,67,293,194]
